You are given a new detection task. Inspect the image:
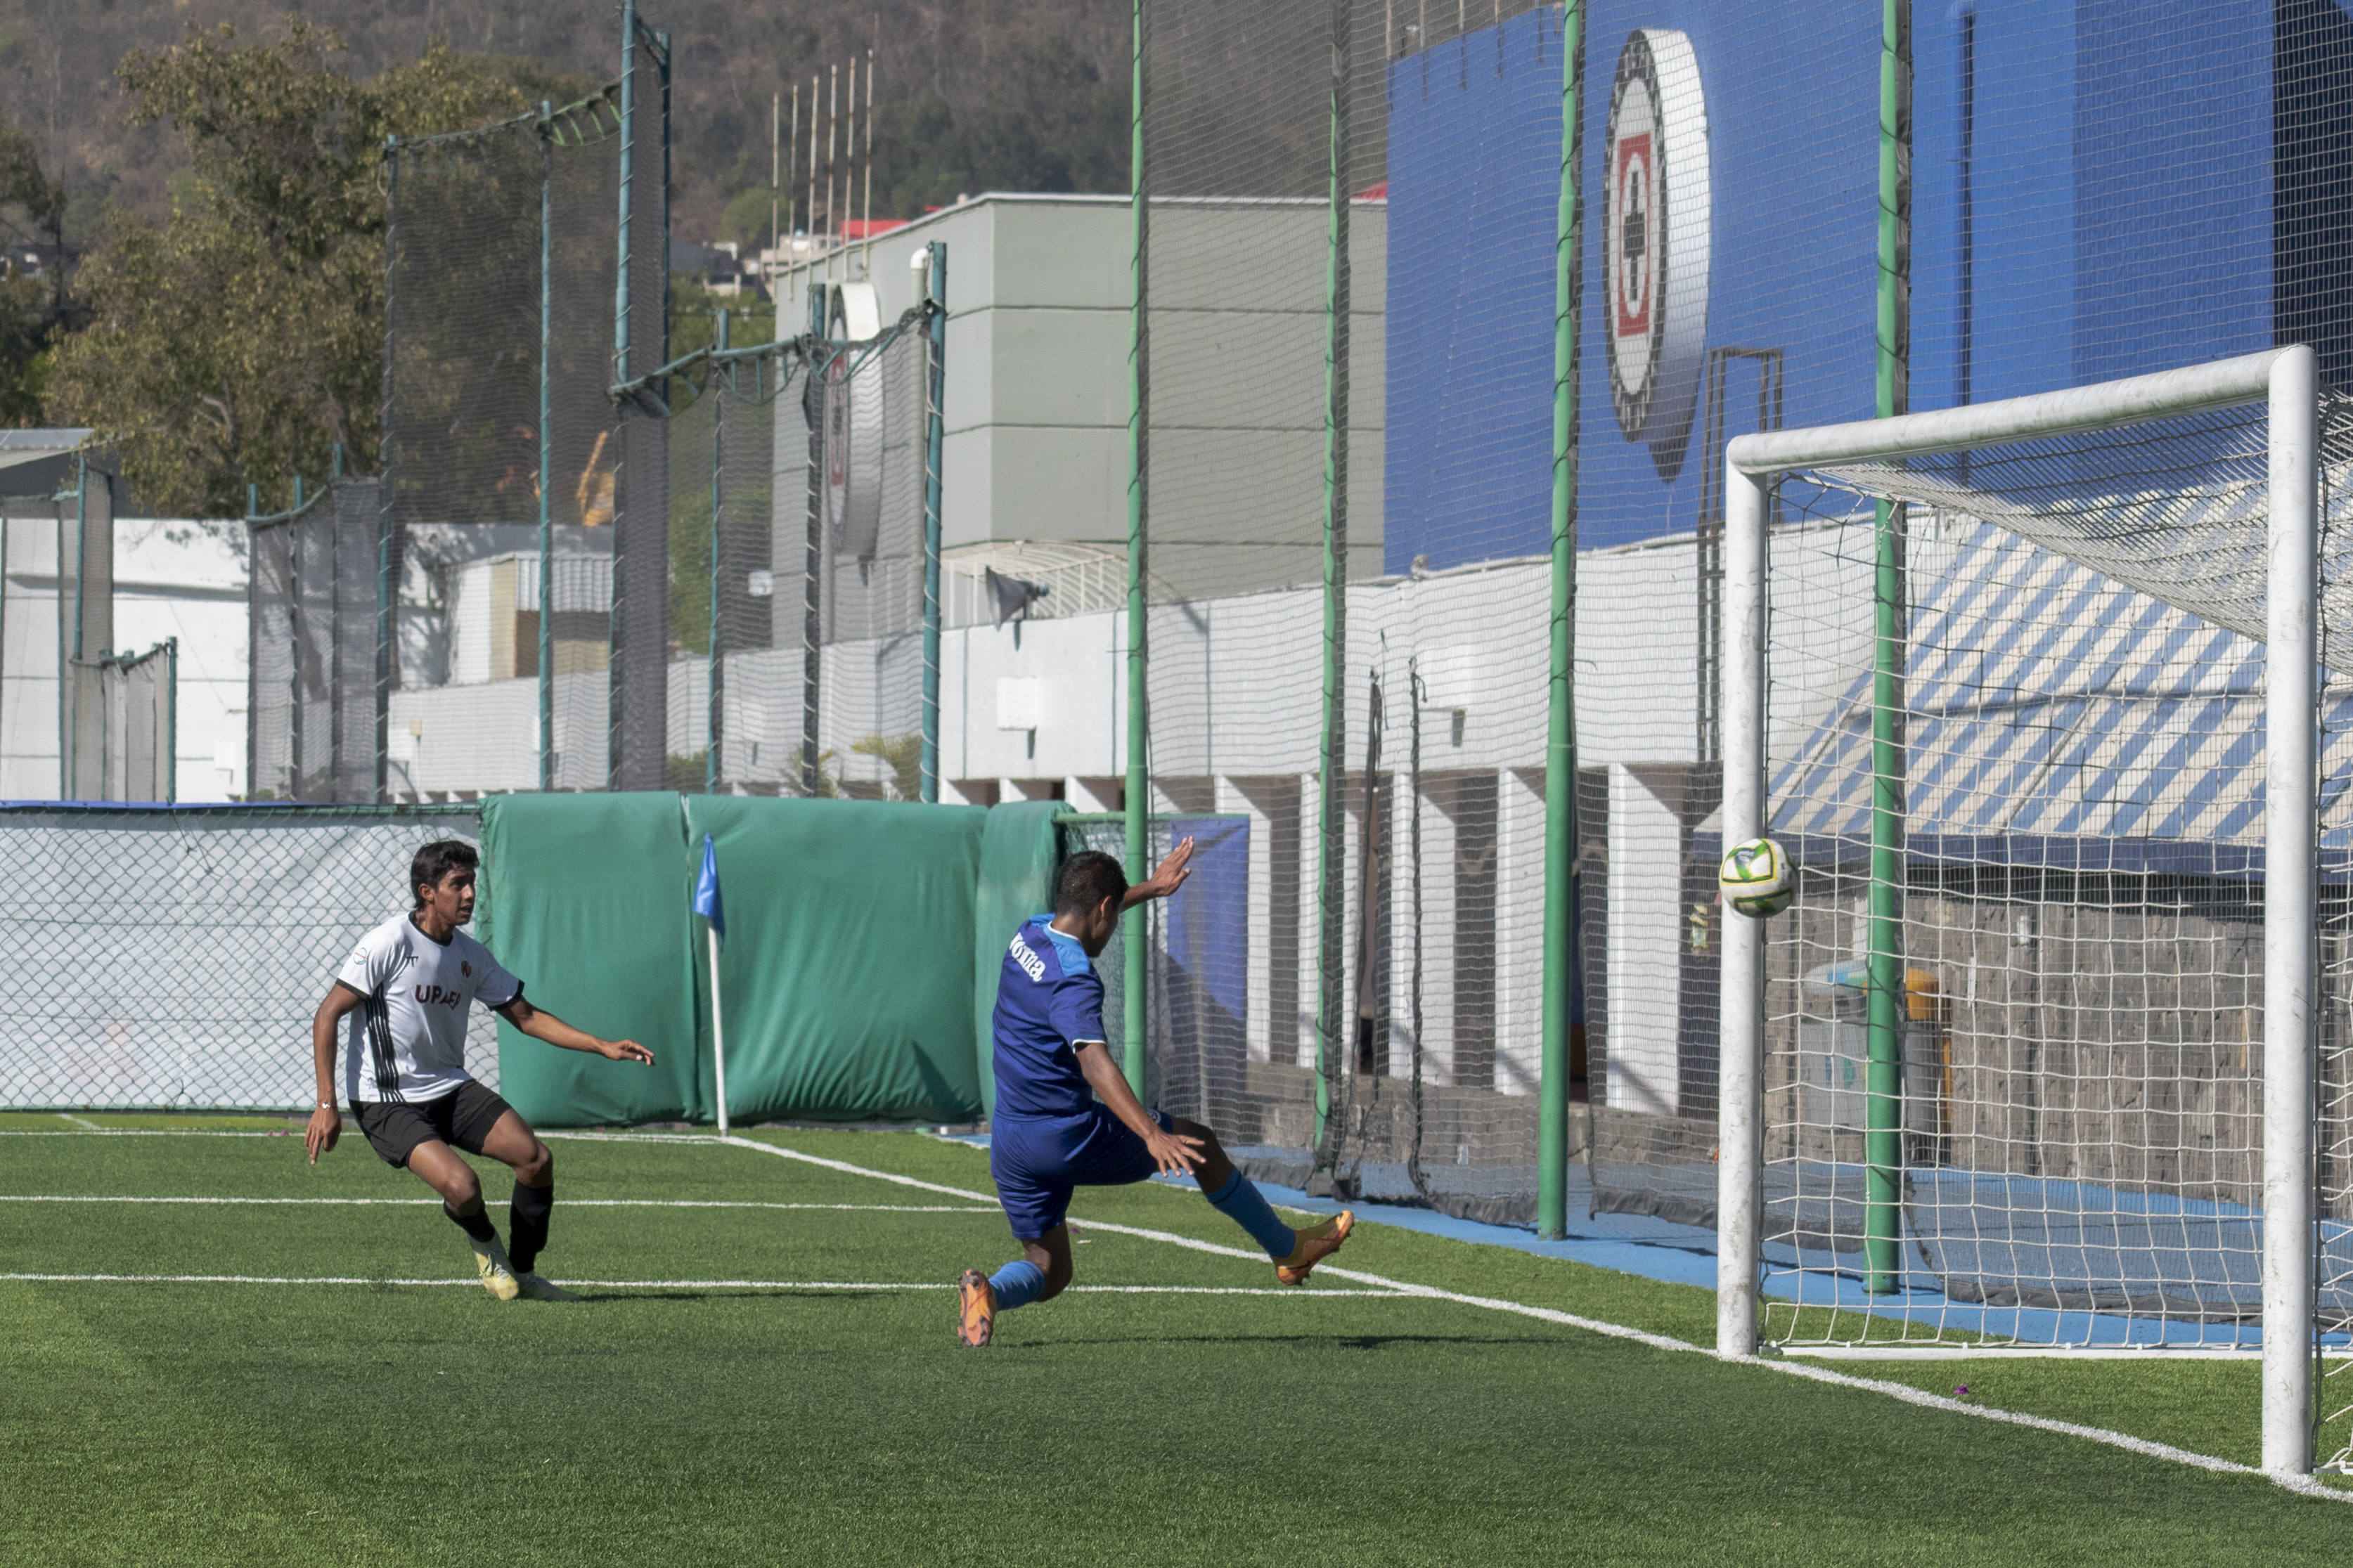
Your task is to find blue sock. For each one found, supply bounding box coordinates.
[1206,1169,1297,1261]
[988,1259,1046,1312]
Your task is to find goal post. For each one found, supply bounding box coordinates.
[1716,344,2323,1477]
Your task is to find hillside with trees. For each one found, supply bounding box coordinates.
[0,1,1133,499]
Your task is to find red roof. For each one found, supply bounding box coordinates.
[843,218,911,239]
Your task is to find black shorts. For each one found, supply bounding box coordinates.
[352,1081,517,1168]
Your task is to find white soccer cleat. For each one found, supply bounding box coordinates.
[472,1238,522,1302]
[515,1271,581,1302]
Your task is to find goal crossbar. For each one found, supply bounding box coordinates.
[1715,345,2321,1478]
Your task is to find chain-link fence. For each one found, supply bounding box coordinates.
[0,804,491,1110]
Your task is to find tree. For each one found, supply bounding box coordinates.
[0,111,67,427]
[863,37,1128,221]
[46,20,581,518]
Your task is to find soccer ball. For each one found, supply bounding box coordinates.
[1719,837,1795,919]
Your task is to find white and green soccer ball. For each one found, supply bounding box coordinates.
[1719,837,1796,919]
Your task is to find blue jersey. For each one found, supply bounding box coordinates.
[991,916,1107,1120]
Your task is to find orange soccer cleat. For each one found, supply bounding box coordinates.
[955,1268,996,1347]
[1274,1210,1355,1286]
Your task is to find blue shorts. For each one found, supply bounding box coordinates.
[988,1106,1175,1239]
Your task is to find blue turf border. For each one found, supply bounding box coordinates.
[944,1132,2297,1347]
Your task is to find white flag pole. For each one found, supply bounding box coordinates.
[709,922,730,1138]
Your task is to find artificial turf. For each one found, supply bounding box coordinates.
[3,1116,2347,1565]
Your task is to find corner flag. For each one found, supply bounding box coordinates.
[693,833,726,938]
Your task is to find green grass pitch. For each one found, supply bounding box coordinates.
[1,1114,2346,1565]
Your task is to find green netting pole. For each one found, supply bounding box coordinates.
[1537,0,1586,1243]
[1121,0,1150,1099]
[707,310,728,795]
[538,105,555,793]
[922,246,947,806]
[377,138,398,805]
[1865,0,1912,1296]
[1313,0,1354,1148]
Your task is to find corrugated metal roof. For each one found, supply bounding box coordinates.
[1768,519,2353,874]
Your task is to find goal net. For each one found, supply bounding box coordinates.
[1713,346,2352,1475]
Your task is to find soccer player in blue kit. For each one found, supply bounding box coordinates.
[956,843,1353,1346]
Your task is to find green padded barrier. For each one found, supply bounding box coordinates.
[969,801,1069,1118]
[684,795,989,1125]
[482,793,702,1127]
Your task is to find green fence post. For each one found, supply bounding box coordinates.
[1123,0,1151,1099]
[1313,0,1354,1148]
[539,104,556,793]
[707,309,728,795]
[923,247,947,806]
[1538,0,1587,1243]
[1865,0,1913,1295]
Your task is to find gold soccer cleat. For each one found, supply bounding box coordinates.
[955,1269,995,1347]
[1274,1210,1355,1286]
[472,1239,522,1302]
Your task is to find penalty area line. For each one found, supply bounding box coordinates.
[714,1133,2353,1504]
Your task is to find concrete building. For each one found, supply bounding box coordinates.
[0,434,246,803]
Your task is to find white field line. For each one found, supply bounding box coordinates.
[55,1113,103,1131]
[0,1273,1391,1296]
[715,1132,2353,1504]
[0,1129,290,1137]
[0,1196,994,1212]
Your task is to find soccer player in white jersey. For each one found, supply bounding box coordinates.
[302,839,655,1301]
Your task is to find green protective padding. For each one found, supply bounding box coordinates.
[969,801,1069,1118]
[482,793,702,1127]
[685,796,989,1125]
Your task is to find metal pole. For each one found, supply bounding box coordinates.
[1864,0,1912,1297]
[1123,0,1152,1098]
[378,139,399,805]
[539,107,556,792]
[610,4,636,791]
[709,310,728,795]
[709,923,731,1136]
[1537,0,1585,1242]
[1313,0,1354,1147]
[615,1,635,389]
[1717,458,1767,1356]
[2262,342,2319,1478]
[922,245,948,805]
[803,285,827,796]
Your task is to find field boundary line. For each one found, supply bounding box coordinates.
[0,1273,1393,1296]
[719,1133,2353,1502]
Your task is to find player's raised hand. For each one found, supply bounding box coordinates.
[304,1104,340,1165]
[1126,836,1197,905]
[1142,1122,1206,1178]
[600,1038,656,1065]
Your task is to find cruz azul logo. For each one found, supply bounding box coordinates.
[1606,29,1711,481]
[414,984,466,1009]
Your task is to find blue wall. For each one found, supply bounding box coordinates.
[1386,0,2351,569]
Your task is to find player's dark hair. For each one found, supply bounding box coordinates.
[410,840,479,907]
[1053,850,1128,917]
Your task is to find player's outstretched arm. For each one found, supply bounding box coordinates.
[1075,1039,1202,1177]
[494,995,655,1065]
[305,983,365,1165]
[1121,836,1197,909]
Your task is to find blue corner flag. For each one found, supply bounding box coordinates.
[693,833,726,939]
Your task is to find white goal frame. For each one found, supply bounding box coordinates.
[1715,345,2321,1477]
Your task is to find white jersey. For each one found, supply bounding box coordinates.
[335,914,522,1105]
